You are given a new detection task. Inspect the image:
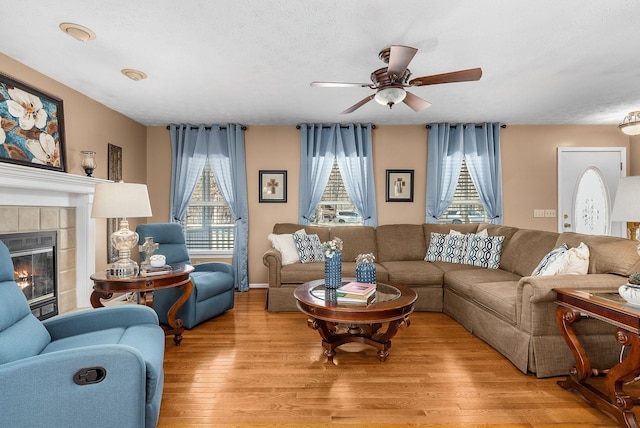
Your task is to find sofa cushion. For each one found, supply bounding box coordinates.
[330,226,377,262]
[379,260,444,286]
[376,224,426,262]
[445,268,522,297]
[280,262,326,284]
[273,223,330,242]
[557,232,640,275]
[499,228,560,276]
[471,281,520,324]
[292,234,324,263]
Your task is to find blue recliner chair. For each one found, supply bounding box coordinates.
[136,223,235,329]
[0,241,165,428]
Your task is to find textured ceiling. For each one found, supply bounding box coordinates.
[1,1,639,127]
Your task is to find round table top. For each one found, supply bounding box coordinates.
[294,278,417,324]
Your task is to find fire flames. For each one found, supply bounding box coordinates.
[14,269,31,289]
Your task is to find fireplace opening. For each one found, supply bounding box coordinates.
[1,231,58,320]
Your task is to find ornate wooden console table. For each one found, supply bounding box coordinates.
[555,287,640,427]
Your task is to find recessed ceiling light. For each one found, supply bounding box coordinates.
[121,69,147,81]
[59,22,96,42]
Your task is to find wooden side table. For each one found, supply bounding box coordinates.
[90,264,194,345]
[555,287,640,428]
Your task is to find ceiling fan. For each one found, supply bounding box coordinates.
[310,45,482,114]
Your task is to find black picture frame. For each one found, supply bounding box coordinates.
[107,144,123,263]
[0,73,66,172]
[259,170,287,203]
[386,169,414,202]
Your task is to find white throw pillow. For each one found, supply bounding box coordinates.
[449,228,488,238]
[539,242,589,276]
[268,229,306,265]
[531,243,569,276]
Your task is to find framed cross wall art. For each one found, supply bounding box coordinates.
[386,169,414,202]
[259,170,287,203]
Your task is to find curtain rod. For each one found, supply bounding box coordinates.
[425,124,507,129]
[165,125,248,131]
[295,124,376,129]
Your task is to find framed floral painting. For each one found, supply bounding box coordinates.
[0,73,66,172]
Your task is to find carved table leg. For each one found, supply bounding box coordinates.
[90,290,112,308]
[165,280,193,346]
[556,305,591,381]
[556,306,640,428]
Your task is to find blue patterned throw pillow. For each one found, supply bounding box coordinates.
[463,234,505,269]
[292,233,324,263]
[531,243,569,276]
[425,232,470,264]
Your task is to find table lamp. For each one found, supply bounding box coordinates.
[611,176,640,250]
[91,181,153,277]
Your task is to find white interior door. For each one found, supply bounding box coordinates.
[558,147,626,237]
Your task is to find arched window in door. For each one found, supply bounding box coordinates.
[573,166,610,235]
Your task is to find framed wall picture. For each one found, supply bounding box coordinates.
[259,170,287,203]
[0,73,66,172]
[386,169,414,202]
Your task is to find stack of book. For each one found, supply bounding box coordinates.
[336,281,377,304]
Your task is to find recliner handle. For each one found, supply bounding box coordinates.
[73,367,107,385]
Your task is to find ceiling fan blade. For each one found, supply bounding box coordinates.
[311,81,372,88]
[340,94,375,114]
[409,67,483,87]
[387,45,418,80]
[403,91,431,112]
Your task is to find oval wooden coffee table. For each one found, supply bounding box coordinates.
[294,278,417,362]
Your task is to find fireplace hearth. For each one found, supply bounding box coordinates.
[1,231,58,320]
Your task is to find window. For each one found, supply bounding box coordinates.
[310,161,362,226]
[438,159,488,224]
[182,162,234,252]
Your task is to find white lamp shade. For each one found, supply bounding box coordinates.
[91,182,152,219]
[611,176,640,222]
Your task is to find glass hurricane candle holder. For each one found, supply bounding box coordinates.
[81,150,97,177]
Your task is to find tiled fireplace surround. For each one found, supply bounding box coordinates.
[0,162,108,313]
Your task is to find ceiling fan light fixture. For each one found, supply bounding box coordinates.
[619,111,640,136]
[121,69,147,81]
[59,23,96,42]
[374,87,406,108]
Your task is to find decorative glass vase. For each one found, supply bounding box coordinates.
[355,262,376,284]
[324,251,342,289]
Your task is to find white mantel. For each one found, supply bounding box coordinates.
[0,162,109,308]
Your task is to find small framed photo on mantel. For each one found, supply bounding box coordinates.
[386,169,414,202]
[259,170,287,203]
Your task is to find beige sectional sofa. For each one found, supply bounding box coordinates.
[263,222,640,377]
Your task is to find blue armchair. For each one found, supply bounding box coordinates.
[0,241,165,428]
[136,223,234,329]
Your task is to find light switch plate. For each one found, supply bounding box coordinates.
[534,209,545,218]
[545,209,556,218]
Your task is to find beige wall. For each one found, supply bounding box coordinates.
[2,53,635,287]
[0,53,148,271]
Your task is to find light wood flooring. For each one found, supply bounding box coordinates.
[158,289,625,427]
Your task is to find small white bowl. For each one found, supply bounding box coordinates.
[149,254,166,268]
[619,283,640,307]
